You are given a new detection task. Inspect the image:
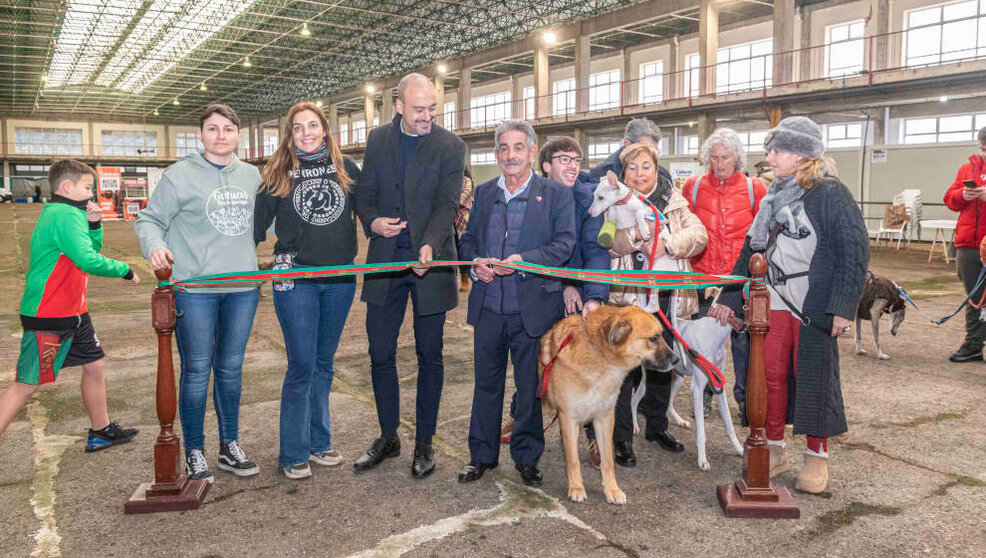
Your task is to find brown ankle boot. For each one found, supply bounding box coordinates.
[796,453,830,493]
[459,275,471,292]
[769,442,791,478]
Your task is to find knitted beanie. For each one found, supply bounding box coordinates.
[764,116,824,158]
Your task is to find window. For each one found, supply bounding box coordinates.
[904,0,986,67]
[470,150,496,165]
[14,127,84,156]
[338,123,349,146]
[352,120,367,144]
[589,69,621,111]
[553,78,576,116]
[100,130,157,157]
[735,130,769,153]
[175,132,202,157]
[470,92,510,129]
[523,86,535,120]
[639,61,664,104]
[680,135,699,155]
[825,123,864,148]
[263,128,279,155]
[443,101,456,130]
[238,130,250,159]
[685,53,701,98]
[901,113,986,143]
[825,21,866,77]
[588,141,622,160]
[715,39,773,93]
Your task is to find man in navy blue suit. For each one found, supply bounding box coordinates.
[457,120,575,487]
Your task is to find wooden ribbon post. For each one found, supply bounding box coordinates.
[125,266,210,514]
[717,254,800,518]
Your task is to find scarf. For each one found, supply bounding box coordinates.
[296,140,327,163]
[748,174,803,251]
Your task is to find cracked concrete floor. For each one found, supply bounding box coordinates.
[0,205,984,558]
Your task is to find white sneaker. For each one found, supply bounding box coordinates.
[282,462,312,480]
[310,449,344,467]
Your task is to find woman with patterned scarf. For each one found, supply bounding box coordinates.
[713,116,869,494]
[255,102,362,480]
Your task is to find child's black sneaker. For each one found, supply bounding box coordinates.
[217,441,259,477]
[185,449,214,484]
[85,422,138,452]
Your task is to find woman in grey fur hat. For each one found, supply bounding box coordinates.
[711,116,869,494]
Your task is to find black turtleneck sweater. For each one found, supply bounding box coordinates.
[254,156,362,267]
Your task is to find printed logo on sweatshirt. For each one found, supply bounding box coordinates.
[293,174,345,226]
[206,186,252,236]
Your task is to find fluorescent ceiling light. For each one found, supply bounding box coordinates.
[46,0,256,94]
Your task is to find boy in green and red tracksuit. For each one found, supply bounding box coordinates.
[0,160,142,451]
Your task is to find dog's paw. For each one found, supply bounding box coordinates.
[568,486,587,503]
[632,424,640,436]
[878,353,891,360]
[673,418,692,429]
[855,347,867,355]
[604,487,627,505]
[698,458,711,471]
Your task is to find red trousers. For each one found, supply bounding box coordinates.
[765,310,827,454]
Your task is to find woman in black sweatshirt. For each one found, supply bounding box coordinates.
[255,101,361,480]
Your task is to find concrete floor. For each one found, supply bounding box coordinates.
[0,204,984,558]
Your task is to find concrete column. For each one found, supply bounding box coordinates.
[0,116,6,160]
[327,104,339,144]
[697,113,715,146]
[381,89,394,126]
[622,48,634,107]
[2,160,9,191]
[511,75,524,120]
[163,124,172,159]
[457,67,472,129]
[434,74,446,127]
[252,119,262,158]
[698,0,719,97]
[533,45,550,119]
[871,110,886,145]
[773,0,796,85]
[364,94,375,132]
[572,127,589,169]
[870,0,891,71]
[575,25,591,114]
[666,36,679,101]
[799,7,812,81]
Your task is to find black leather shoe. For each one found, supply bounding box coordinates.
[411,438,435,478]
[353,435,401,471]
[949,343,983,363]
[457,461,496,483]
[646,430,685,453]
[614,440,636,468]
[515,464,543,487]
[738,400,749,428]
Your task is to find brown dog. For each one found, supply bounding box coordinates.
[539,305,676,505]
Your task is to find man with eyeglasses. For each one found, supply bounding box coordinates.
[500,136,611,467]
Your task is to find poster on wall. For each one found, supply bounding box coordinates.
[96,167,123,221]
[122,177,148,221]
[870,148,887,164]
[668,162,701,189]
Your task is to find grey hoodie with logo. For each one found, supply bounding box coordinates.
[135,151,260,292]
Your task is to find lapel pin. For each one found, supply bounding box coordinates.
[535,195,543,202]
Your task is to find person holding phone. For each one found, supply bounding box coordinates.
[943,126,986,362]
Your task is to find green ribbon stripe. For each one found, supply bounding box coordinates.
[164,260,756,291]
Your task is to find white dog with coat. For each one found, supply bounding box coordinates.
[588,173,745,470]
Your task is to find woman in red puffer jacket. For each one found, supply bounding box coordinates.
[943,128,986,363]
[681,127,766,421]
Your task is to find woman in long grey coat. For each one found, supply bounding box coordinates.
[713,116,869,494]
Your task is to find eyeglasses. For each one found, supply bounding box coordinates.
[550,154,585,165]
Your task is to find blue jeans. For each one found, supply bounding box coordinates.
[175,288,260,451]
[273,277,355,468]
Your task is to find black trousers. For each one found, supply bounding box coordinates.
[956,247,986,349]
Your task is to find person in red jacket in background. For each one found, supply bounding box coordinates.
[943,127,986,363]
[682,128,766,423]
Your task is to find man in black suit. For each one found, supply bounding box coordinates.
[456,120,575,487]
[355,73,466,478]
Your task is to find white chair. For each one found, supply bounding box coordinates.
[868,205,909,250]
[893,189,922,244]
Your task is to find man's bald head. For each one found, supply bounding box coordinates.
[396,73,437,135]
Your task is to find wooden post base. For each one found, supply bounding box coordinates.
[124,476,210,515]
[716,482,800,519]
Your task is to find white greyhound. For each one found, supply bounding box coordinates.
[587,170,656,243]
[630,299,746,471]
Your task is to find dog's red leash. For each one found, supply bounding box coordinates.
[654,308,727,391]
[498,332,574,444]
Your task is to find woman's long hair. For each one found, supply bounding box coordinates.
[260,102,351,197]
[795,155,838,190]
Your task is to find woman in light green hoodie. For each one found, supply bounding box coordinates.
[135,104,261,484]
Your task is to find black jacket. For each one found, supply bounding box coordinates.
[356,115,466,316]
